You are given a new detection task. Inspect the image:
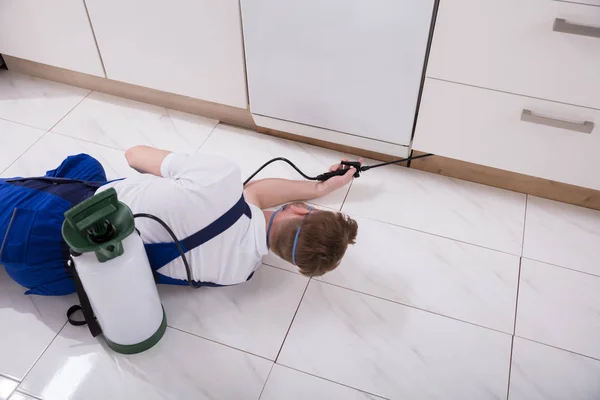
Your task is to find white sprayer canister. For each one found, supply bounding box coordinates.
[73,233,164,347]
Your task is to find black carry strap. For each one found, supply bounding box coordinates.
[66,257,102,337]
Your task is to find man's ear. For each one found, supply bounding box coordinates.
[289,204,311,216]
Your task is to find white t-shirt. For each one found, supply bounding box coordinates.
[97,153,268,285]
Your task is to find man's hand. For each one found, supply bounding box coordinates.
[317,159,364,196]
[244,158,364,209]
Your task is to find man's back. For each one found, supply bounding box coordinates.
[98,153,268,285]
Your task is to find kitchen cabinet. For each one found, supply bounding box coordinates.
[414,0,600,190]
[84,0,248,108]
[0,0,104,76]
[414,79,599,190]
[427,0,600,110]
[241,0,435,152]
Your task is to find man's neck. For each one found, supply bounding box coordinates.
[263,210,274,245]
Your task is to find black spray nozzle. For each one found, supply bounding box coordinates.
[316,161,363,182]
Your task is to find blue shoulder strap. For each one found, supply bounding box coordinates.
[144,194,252,273]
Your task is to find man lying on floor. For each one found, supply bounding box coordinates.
[0,146,358,295]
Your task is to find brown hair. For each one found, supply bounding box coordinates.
[272,208,358,277]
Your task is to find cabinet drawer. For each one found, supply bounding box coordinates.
[413,79,600,190]
[427,0,600,109]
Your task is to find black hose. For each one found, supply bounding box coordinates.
[243,153,434,185]
[133,213,196,288]
[243,157,317,186]
[361,153,434,171]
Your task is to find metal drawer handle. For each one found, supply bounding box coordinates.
[553,18,600,39]
[521,110,594,134]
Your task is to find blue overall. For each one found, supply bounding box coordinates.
[1,154,253,295]
[0,154,108,295]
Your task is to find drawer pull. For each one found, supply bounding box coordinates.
[553,18,600,39]
[521,110,594,134]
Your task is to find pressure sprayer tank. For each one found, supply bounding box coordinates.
[62,188,166,354]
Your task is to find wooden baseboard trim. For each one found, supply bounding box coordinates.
[410,151,600,211]
[4,55,257,130]
[6,55,599,211]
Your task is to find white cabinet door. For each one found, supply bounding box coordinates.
[0,0,104,76]
[427,0,600,110]
[414,79,600,190]
[241,0,435,146]
[85,0,248,108]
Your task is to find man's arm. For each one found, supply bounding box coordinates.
[244,160,360,209]
[125,146,172,176]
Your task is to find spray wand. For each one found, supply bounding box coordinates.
[243,153,434,186]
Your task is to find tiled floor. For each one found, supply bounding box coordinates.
[1,70,599,399]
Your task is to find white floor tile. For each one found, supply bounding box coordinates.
[319,215,519,333]
[19,324,272,400]
[199,124,355,209]
[0,375,18,400]
[523,196,600,276]
[278,281,512,399]
[262,251,299,274]
[343,164,526,255]
[0,268,76,380]
[7,393,38,400]
[261,365,383,400]
[1,133,135,180]
[509,338,600,400]
[0,120,45,174]
[0,71,89,130]
[52,92,218,152]
[516,259,600,360]
[159,265,308,360]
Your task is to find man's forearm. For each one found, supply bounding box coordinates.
[125,146,171,176]
[244,178,324,209]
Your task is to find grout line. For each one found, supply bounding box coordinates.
[274,278,311,363]
[521,256,600,279]
[513,258,523,336]
[195,121,221,154]
[50,131,124,152]
[505,335,515,400]
[82,0,108,78]
[520,196,528,257]
[348,211,523,258]
[0,91,94,175]
[428,77,600,112]
[0,117,49,132]
[166,325,274,363]
[12,390,43,400]
[0,372,19,383]
[314,279,513,336]
[48,91,92,132]
[275,364,390,400]
[555,0,600,7]
[516,336,600,363]
[51,117,221,155]
[0,133,47,176]
[262,262,302,276]
[0,91,92,176]
[339,179,354,212]
[18,321,68,385]
[256,363,275,400]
